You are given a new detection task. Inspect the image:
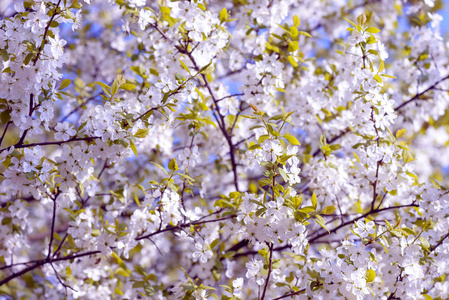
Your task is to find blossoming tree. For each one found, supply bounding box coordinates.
[1,0,449,299]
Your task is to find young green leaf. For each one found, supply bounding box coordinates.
[284,133,301,145]
[311,192,317,210]
[58,79,71,90]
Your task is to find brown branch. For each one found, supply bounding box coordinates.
[15,94,33,147]
[53,233,68,258]
[272,288,306,300]
[234,133,256,147]
[0,121,11,147]
[394,74,449,111]
[260,242,274,300]
[59,93,102,123]
[430,232,449,252]
[47,191,60,260]
[33,0,62,66]
[16,0,63,147]
[181,48,241,191]
[370,110,381,211]
[49,261,76,292]
[136,214,236,241]
[308,204,418,243]
[0,250,100,286]
[216,93,244,102]
[217,67,246,80]
[148,22,241,191]
[232,204,419,259]
[132,106,159,122]
[0,136,100,153]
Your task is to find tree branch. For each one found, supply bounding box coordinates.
[430,231,449,252]
[136,215,236,241]
[394,74,449,111]
[260,242,274,300]
[0,250,101,286]
[0,121,11,147]
[0,136,100,153]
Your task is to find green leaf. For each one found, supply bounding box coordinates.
[287,55,298,67]
[377,240,389,253]
[94,81,111,96]
[419,236,430,250]
[293,15,300,27]
[160,6,170,14]
[380,74,397,79]
[0,49,9,61]
[366,36,376,44]
[94,81,110,90]
[396,129,406,139]
[219,8,228,23]
[294,210,307,221]
[178,173,195,182]
[112,79,119,96]
[0,109,11,124]
[241,114,259,119]
[50,20,59,27]
[135,128,150,138]
[130,140,137,158]
[120,83,136,91]
[368,49,379,57]
[1,217,12,225]
[278,168,289,183]
[210,238,220,249]
[344,18,357,27]
[329,144,341,151]
[23,52,34,65]
[151,162,168,175]
[314,216,329,233]
[403,150,414,164]
[118,139,128,148]
[365,27,380,33]
[321,205,336,215]
[258,248,268,260]
[311,192,317,209]
[292,195,303,209]
[168,158,179,172]
[58,79,71,90]
[289,26,298,38]
[298,31,312,38]
[284,133,300,145]
[378,60,385,73]
[249,144,261,150]
[288,40,299,52]
[365,269,376,282]
[200,63,215,75]
[132,281,146,288]
[357,13,367,25]
[372,74,382,84]
[300,206,314,214]
[179,59,190,74]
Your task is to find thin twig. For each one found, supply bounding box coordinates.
[136,215,235,241]
[430,232,449,252]
[260,243,274,300]
[47,191,60,259]
[0,136,100,153]
[49,262,77,293]
[394,74,449,111]
[0,121,11,147]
